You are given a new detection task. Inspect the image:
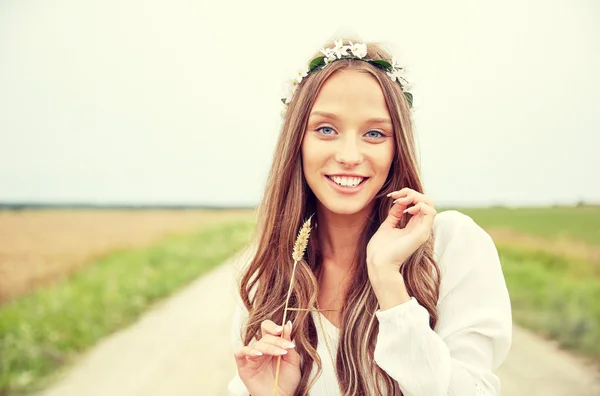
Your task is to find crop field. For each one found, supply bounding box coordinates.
[0,208,256,303]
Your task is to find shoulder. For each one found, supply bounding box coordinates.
[432,209,481,240]
[432,210,502,300]
[432,209,495,260]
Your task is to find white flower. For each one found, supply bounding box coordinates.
[387,68,411,90]
[293,66,309,83]
[391,56,404,71]
[320,47,333,58]
[387,69,404,82]
[319,47,336,65]
[400,75,412,90]
[333,39,348,59]
[349,42,367,58]
[282,78,299,104]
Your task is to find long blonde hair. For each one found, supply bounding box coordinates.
[238,39,441,396]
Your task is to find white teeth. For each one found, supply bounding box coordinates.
[329,176,364,187]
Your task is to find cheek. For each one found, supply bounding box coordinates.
[374,144,395,176]
[300,139,309,166]
[300,139,316,181]
[301,137,327,173]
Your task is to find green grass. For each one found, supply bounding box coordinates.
[498,245,600,358]
[0,218,255,395]
[457,206,600,247]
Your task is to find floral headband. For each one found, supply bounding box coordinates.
[281,40,413,109]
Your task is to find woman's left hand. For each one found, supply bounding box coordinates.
[366,188,436,276]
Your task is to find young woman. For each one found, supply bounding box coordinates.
[228,39,512,396]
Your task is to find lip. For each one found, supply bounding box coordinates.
[325,175,368,195]
[327,173,368,178]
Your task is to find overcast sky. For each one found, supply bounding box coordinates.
[1,0,599,207]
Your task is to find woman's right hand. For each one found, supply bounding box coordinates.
[234,319,300,396]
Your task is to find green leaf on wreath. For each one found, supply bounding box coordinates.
[309,56,326,71]
[368,59,392,70]
[404,92,413,108]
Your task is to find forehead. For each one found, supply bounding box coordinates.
[310,69,390,120]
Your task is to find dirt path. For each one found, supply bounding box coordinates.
[498,327,600,395]
[40,260,600,396]
[41,258,241,396]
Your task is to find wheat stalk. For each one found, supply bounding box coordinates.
[273,214,313,396]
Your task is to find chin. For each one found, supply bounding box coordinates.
[320,197,371,215]
[309,176,381,216]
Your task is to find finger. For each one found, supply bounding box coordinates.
[404,201,436,216]
[234,346,265,362]
[259,333,296,351]
[251,340,289,356]
[261,319,283,338]
[392,195,434,208]
[380,199,407,229]
[386,187,412,198]
[388,187,434,204]
[390,190,434,208]
[281,320,300,366]
[417,203,437,228]
[403,201,424,215]
[405,202,437,233]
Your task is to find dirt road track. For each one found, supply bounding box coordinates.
[40,261,600,396]
[498,326,600,395]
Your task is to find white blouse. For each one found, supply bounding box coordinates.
[228,210,512,395]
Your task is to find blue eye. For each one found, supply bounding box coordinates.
[366,130,385,139]
[316,126,335,135]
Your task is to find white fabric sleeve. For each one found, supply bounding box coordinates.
[373,213,512,396]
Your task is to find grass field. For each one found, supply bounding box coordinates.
[459,206,600,247]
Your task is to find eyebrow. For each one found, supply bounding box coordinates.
[309,111,392,125]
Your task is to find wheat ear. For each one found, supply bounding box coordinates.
[273,215,313,396]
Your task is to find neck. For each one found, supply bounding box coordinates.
[316,203,372,270]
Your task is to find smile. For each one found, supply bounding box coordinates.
[325,175,368,194]
[327,175,366,187]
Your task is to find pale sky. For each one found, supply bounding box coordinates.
[1,0,599,207]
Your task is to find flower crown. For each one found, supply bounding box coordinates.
[282,40,413,109]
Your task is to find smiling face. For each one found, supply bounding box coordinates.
[301,68,395,216]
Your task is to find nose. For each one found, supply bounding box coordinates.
[334,135,364,168]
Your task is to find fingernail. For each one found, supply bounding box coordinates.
[286,341,296,348]
[278,349,288,355]
[275,326,283,333]
[386,193,392,197]
[403,208,410,213]
[287,320,293,330]
[251,349,263,356]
